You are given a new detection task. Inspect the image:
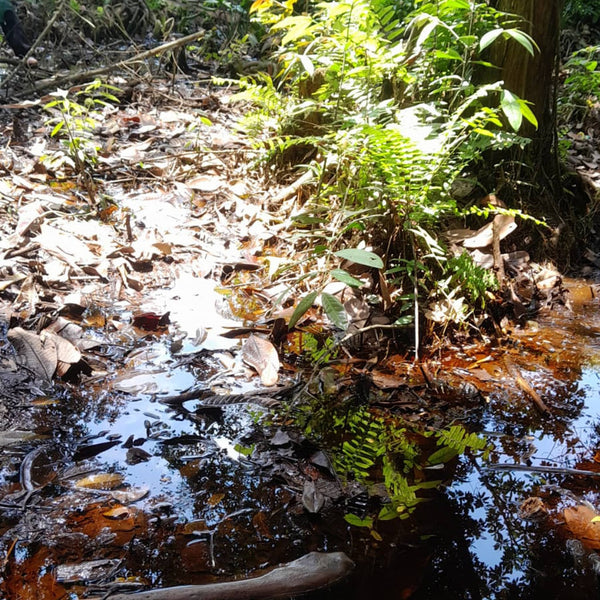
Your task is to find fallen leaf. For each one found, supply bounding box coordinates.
[75,473,125,490]
[7,327,58,381]
[241,335,280,386]
[564,504,600,549]
[103,506,132,520]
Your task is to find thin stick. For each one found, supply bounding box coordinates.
[487,463,600,478]
[18,29,205,97]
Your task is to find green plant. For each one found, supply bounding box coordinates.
[559,46,600,124]
[562,0,600,26]
[301,401,489,529]
[42,80,120,202]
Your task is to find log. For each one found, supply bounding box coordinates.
[107,552,354,600]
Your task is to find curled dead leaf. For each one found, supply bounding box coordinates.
[241,335,280,386]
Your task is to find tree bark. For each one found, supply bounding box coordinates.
[491,1,561,143]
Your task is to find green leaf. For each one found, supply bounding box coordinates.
[519,101,538,129]
[298,53,315,77]
[427,446,459,465]
[479,29,503,52]
[344,513,373,528]
[334,248,384,269]
[331,269,364,288]
[288,290,319,330]
[505,29,537,57]
[51,121,65,137]
[321,292,348,330]
[501,90,522,131]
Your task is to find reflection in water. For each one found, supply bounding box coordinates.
[3,296,600,599]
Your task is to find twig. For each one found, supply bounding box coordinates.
[486,463,600,478]
[17,30,205,97]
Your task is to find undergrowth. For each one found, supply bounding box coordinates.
[226,0,539,344]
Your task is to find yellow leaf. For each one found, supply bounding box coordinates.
[75,473,124,490]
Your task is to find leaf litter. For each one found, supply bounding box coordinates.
[0,69,600,600]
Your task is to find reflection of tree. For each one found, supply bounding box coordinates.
[411,459,600,599]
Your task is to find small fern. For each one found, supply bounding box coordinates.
[335,407,385,480]
[428,424,489,466]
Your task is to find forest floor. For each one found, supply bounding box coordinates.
[2,34,600,599]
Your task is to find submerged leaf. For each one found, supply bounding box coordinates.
[75,472,125,490]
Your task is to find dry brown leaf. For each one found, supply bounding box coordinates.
[241,335,280,386]
[564,504,600,549]
[75,473,125,490]
[186,174,223,192]
[7,327,57,381]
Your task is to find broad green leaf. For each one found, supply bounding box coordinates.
[298,53,315,77]
[321,292,348,330]
[344,513,373,528]
[334,248,384,269]
[505,29,538,57]
[331,269,363,288]
[479,29,503,52]
[519,101,538,129]
[288,290,319,330]
[393,315,414,326]
[435,49,462,60]
[378,504,402,521]
[501,90,522,131]
[51,121,65,137]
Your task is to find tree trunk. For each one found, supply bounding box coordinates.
[491,1,561,147]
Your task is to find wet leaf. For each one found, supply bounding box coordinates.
[241,334,280,386]
[109,486,150,504]
[7,327,58,381]
[55,559,121,584]
[0,430,43,447]
[73,440,120,462]
[132,311,170,331]
[207,493,225,507]
[103,506,132,520]
[75,472,125,490]
[564,504,600,549]
[302,480,325,514]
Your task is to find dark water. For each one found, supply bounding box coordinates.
[2,288,600,599]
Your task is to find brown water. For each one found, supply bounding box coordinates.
[2,283,600,599]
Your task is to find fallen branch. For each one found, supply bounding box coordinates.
[16,30,205,98]
[107,552,354,600]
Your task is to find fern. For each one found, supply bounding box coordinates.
[428,424,488,466]
[335,407,385,480]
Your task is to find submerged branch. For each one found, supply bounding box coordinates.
[107,552,354,600]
